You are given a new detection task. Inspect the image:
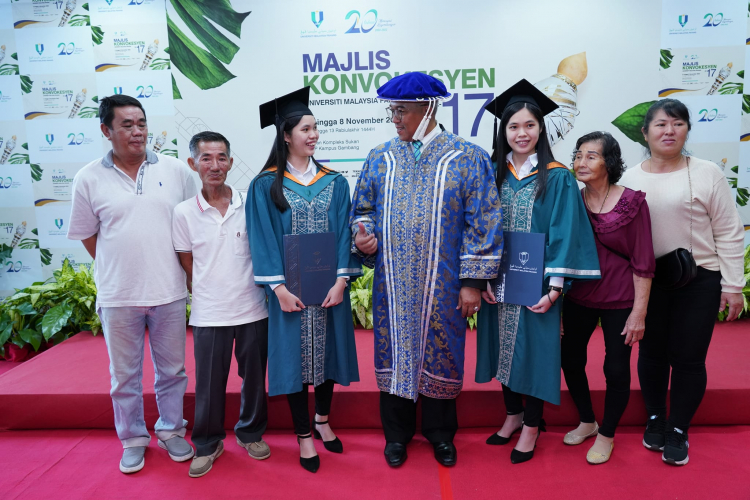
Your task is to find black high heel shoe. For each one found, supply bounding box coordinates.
[297,434,320,473]
[487,412,525,445]
[510,420,546,464]
[486,425,523,445]
[313,419,343,453]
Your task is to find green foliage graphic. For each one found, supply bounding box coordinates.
[718,82,743,94]
[92,26,104,45]
[20,75,33,94]
[30,163,43,182]
[659,49,673,70]
[0,52,19,75]
[611,101,657,147]
[167,0,250,93]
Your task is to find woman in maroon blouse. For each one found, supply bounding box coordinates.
[561,131,655,464]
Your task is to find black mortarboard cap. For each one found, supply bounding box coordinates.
[485,79,559,150]
[259,86,313,129]
[485,79,558,119]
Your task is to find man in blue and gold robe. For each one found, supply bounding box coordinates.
[350,73,503,468]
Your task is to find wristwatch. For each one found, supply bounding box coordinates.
[548,286,563,294]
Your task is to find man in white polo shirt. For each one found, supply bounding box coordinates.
[172,131,270,478]
[68,95,197,474]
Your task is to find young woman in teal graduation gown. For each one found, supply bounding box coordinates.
[476,80,600,464]
[246,88,360,473]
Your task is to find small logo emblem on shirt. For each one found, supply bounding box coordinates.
[237,232,240,237]
[159,182,162,186]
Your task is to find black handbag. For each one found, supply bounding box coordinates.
[654,248,697,290]
[653,158,697,290]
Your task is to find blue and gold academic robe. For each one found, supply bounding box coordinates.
[246,169,361,397]
[475,162,600,404]
[350,130,503,401]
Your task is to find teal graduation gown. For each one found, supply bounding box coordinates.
[246,169,361,397]
[475,163,600,404]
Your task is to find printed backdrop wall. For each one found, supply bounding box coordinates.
[0,0,748,298]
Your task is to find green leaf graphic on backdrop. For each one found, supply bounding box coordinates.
[20,75,33,94]
[167,0,250,92]
[92,26,104,45]
[738,70,745,78]
[612,101,657,147]
[719,82,743,94]
[743,95,750,114]
[0,50,19,76]
[660,49,673,69]
[69,14,90,26]
[40,248,52,266]
[172,74,182,99]
[31,164,43,182]
[0,244,12,266]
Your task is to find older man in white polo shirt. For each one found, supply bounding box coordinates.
[172,131,270,478]
[68,94,197,474]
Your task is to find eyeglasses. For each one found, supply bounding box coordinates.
[385,104,428,121]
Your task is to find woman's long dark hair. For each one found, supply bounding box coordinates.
[260,114,332,212]
[491,101,556,199]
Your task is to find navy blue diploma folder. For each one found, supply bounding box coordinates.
[283,232,337,305]
[492,231,546,307]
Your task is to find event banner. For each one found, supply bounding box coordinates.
[0,0,748,299]
[651,0,750,241]
[0,0,174,299]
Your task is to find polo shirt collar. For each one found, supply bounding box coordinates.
[196,183,242,214]
[102,149,159,168]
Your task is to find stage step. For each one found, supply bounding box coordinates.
[1,321,748,430]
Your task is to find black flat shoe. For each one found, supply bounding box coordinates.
[486,425,523,445]
[510,421,544,465]
[313,419,343,453]
[297,434,320,473]
[384,442,407,468]
[433,441,457,467]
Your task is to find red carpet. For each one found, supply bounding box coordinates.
[0,320,749,430]
[1,427,749,499]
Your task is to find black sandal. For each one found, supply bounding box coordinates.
[313,419,344,453]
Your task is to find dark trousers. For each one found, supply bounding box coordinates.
[561,298,632,438]
[191,319,269,457]
[286,379,335,436]
[380,391,458,444]
[638,267,722,431]
[502,385,544,428]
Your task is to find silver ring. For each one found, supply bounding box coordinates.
[473,306,479,311]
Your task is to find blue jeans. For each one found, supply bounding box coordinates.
[99,298,188,448]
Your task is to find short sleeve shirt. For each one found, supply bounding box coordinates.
[67,150,197,308]
[172,184,268,327]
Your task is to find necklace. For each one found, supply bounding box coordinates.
[647,154,683,174]
[585,183,610,214]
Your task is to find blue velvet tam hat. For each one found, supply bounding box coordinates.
[376,72,451,102]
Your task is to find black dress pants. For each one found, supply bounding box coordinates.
[286,379,335,435]
[561,298,633,438]
[380,391,458,444]
[191,319,269,457]
[502,385,544,428]
[638,267,722,431]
